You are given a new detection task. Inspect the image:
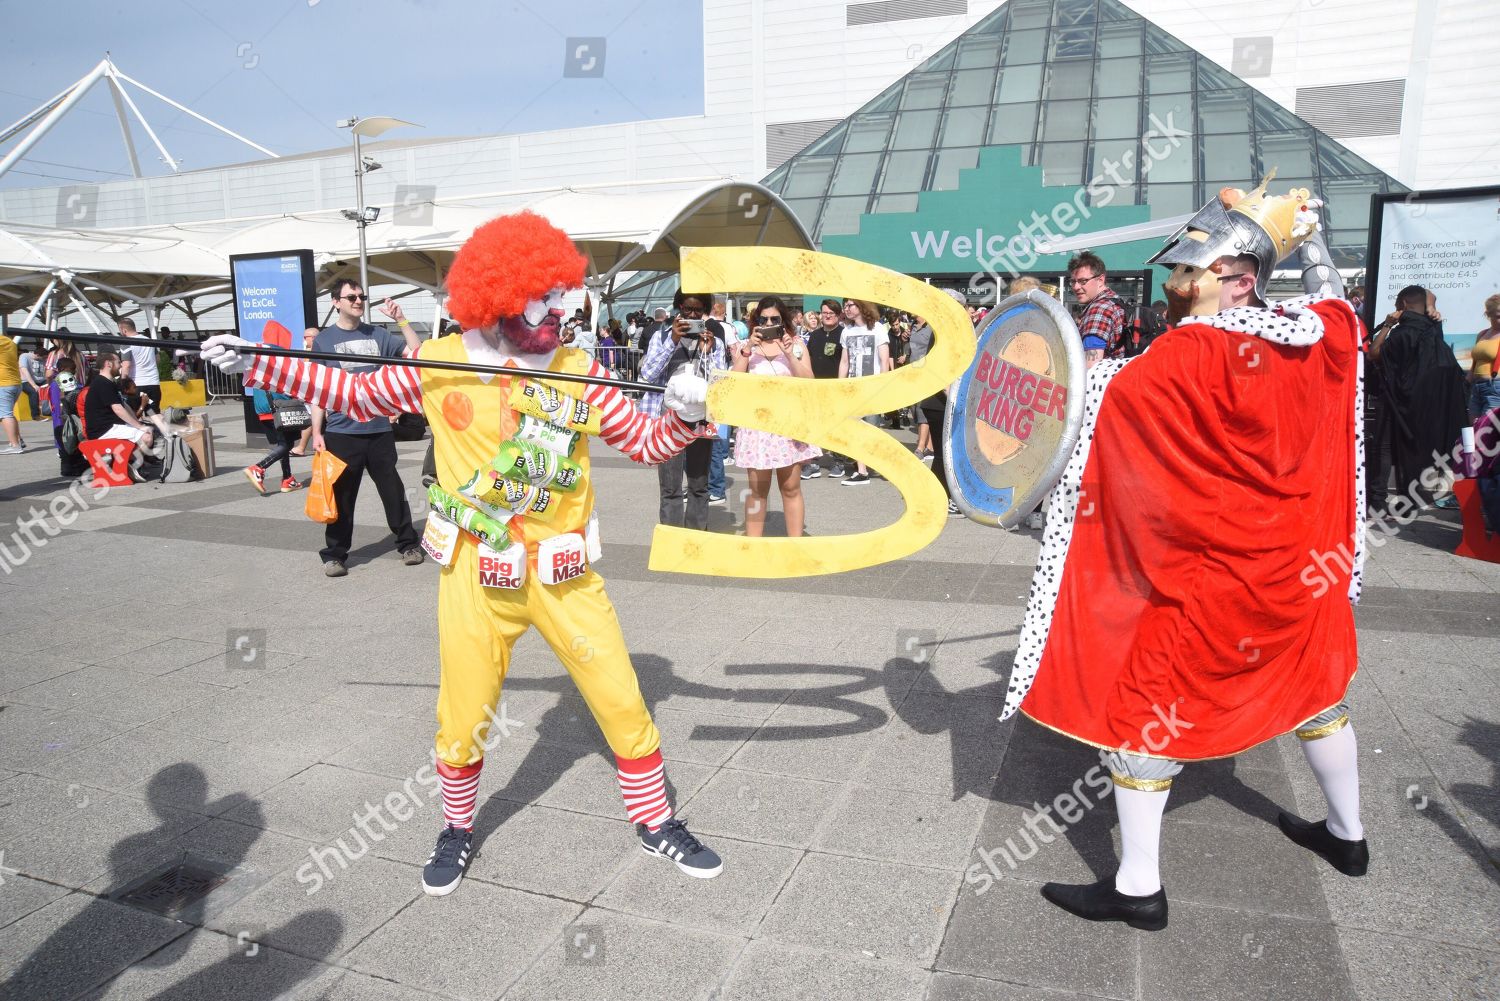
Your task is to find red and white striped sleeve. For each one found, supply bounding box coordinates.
[245,353,423,422]
[581,359,697,465]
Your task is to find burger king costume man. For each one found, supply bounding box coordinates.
[1001,181,1370,930]
[203,212,722,895]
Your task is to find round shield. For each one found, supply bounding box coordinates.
[943,290,1085,528]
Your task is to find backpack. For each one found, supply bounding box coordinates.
[60,412,84,454]
[158,435,200,483]
[1129,310,1169,356]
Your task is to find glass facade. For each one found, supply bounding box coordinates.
[762,0,1401,268]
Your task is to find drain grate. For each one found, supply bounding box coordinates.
[113,856,233,916]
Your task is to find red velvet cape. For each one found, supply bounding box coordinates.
[1017,299,1363,760]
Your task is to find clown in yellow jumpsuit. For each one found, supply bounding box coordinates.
[203,211,722,895]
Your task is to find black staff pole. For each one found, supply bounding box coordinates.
[24,329,664,395]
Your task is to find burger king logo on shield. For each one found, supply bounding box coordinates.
[968,328,1069,464]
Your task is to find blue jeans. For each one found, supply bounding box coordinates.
[1470,379,1499,422]
[0,383,19,421]
[708,425,729,497]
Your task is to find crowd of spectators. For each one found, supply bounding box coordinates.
[7,266,1495,540]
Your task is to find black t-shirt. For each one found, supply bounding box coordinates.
[888,327,908,366]
[83,373,124,438]
[807,324,844,379]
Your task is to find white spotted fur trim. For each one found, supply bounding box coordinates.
[1001,356,1130,721]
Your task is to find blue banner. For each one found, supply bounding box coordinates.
[231,251,315,350]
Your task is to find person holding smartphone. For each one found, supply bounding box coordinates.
[732,296,819,537]
[642,291,727,529]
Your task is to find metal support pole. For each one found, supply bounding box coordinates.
[353,127,369,294]
[0,59,110,183]
[431,261,446,335]
[22,277,58,327]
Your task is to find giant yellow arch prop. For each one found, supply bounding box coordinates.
[648,246,976,579]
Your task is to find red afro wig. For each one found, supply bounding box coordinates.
[445,211,587,330]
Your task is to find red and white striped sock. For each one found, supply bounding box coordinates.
[436,759,482,830]
[617,749,672,832]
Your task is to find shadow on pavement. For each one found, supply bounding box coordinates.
[1384,509,1464,553]
[1434,715,1500,888]
[883,636,1013,803]
[472,651,894,851]
[0,763,340,1001]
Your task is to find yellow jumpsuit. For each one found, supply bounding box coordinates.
[417,335,661,767]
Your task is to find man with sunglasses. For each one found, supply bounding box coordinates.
[309,278,422,577]
[1068,251,1127,367]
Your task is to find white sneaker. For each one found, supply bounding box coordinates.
[0,444,23,455]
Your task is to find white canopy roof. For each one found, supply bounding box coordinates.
[0,179,813,323]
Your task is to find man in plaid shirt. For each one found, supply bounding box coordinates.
[639,290,706,418]
[1068,251,1127,366]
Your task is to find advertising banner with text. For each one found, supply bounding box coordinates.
[1367,188,1500,363]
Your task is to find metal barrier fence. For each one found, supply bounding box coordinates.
[595,346,646,395]
[204,366,245,401]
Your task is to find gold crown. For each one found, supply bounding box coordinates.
[1223,170,1321,263]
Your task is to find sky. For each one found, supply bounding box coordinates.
[0,0,705,189]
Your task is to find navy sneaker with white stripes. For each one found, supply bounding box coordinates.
[639,818,723,878]
[422,825,473,896]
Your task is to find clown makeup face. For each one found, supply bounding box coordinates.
[498,288,567,354]
[1160,231,1222,324]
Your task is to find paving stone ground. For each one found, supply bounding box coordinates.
[1,413,1497,1000]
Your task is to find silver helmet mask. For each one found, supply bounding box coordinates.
[1146,197,1276,302]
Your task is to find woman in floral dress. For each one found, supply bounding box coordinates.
[731,295,820,537]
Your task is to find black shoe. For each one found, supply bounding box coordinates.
[1277,812,1369,876]
[323,559,348,578]
[638,818,722,879]
[1040,878,1168,931]
[422,825,473,896]
[842,472,871,485]
[400,547,426,566]
[948,499,963,517]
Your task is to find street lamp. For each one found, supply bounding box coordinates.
[336,115,419,295]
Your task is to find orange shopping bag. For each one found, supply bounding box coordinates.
[304,449,348,524]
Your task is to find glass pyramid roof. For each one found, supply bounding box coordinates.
[762,0,1402,269]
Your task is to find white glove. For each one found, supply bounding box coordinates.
[200,334,253,375]
[663,365,709,423]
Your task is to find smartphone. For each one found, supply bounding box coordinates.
[754,325,782,339]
